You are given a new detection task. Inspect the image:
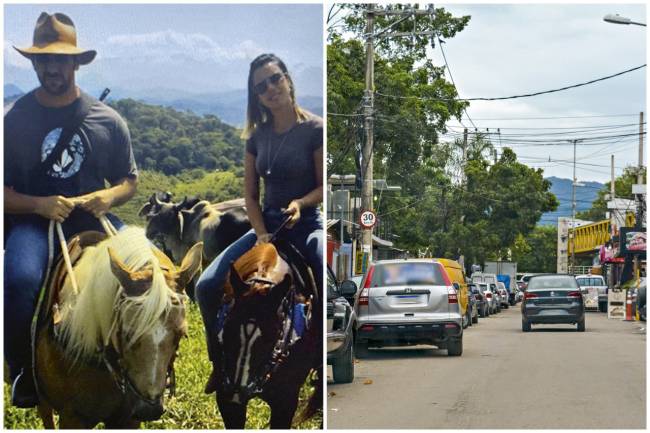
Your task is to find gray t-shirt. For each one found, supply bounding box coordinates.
[246,113,323,210]
[4,90,137,197]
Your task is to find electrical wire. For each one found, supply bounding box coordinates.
[375,64,646,102]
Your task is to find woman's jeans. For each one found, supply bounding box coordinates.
[4,210,123,380]
[196,207,323,360]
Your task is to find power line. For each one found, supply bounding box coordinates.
[436,36,476,129]
[375,64,646,102]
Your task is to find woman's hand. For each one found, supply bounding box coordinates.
[283,199,303,228]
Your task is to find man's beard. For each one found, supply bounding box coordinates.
[38,73,71,96]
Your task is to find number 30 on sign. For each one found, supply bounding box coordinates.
[360,210,376,229]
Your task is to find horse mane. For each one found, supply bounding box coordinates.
[224,243,280,301]
[57,227,177,363]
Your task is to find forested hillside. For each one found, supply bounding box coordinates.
[109,99,245,175]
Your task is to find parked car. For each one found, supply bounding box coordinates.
[436,259,471,329]
[515,288,524,303]
[327,267,358,383]
[354,259,464,356]
[518,273,536,291]
[521,274,585,332]
[482,282,497,314]
[490,283,502,313]
[469,283,487,319]
[497,282,510,309]
[575,274,607,312]
[466,284,479,325]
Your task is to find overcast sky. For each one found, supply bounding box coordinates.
[430,3,646,183]
[4,3,323,96]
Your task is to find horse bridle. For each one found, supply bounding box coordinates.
[100,289,182,406]
[215,238,317,401]
[216,284,305,401]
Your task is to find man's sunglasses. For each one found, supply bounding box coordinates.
[253,72,286,95]
[32,54,75,66]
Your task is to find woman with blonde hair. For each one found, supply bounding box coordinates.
[195,53,323,394]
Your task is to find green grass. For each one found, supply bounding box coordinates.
[3,303,322,429]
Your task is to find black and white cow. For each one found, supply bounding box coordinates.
[139,193,251,265]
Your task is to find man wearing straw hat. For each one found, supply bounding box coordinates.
[4,12,138,407]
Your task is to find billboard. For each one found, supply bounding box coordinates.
[620,227,647,255]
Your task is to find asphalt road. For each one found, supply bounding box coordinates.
[327,306,646,429]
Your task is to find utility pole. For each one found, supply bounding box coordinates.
[462,127,468,184]
[570,139,577,274]
[359,4,436,263]
[636,111,645,230]
[361,3,375,262]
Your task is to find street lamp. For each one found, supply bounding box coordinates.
[603,13,646,27]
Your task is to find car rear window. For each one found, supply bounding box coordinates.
[528,275,579,291]
[576,277,605,286]
[369,262,446,287]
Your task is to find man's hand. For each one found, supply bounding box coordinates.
[34,195,75,223]
[256,233,272,245]
[72,190,114,218]
[283,199,303,229]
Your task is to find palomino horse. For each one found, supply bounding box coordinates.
[33,227,202,428]
[213,240,322,428]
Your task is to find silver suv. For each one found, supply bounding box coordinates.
[354,259,463,357]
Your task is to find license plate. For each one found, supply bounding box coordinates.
[395,295,423,304]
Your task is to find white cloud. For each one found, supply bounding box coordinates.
[103,30,266,63]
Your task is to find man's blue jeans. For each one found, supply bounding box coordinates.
[195,207,323,360]
[4,210,123,380]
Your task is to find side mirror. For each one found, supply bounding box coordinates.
[340,280,358,297]
[453,282,460,291]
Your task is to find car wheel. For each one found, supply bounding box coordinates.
[522,319,531,332]
[599,301,607,313]
[472,312,479,324]
[504,303,509,309]
[355,339,369,359]
[447,336,463,356]
[467,310,473,327]
[577,318,585,332]
[332,340,354,383]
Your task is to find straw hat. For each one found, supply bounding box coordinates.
[14,12,96,65]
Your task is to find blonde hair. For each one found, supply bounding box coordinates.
[57,227,178,362]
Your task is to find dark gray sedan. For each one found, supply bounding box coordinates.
[521,274,585,332]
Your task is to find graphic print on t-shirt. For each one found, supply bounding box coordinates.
[41,127,86,179]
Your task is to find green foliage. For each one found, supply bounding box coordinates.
[576,167,646,221]
[110,99,245,176]
[3,304,321,429]
[511,225,558,273]
[327,5,470,193]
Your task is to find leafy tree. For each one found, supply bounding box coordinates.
[576,167,646,221]
[511,226,558,273]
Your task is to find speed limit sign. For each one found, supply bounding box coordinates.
[360,210,376,229]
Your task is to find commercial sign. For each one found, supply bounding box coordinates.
[620,228,647,255]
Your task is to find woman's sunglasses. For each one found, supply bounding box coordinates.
[253,72,286,95]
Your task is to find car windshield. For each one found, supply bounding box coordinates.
[576,277,605,286]
[469,284,481,294]
[370,262,445,286]
[528,275,579,291]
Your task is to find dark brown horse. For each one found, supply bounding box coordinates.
[33,227,202,428]
[213,240,322,428]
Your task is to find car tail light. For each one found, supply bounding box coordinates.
[444,323,457,329]
[360,325,374,332]
[358,266,375,306]
[524,292,538,299]
[448,287,458,304]
[567,291,581,298]
[485,292,492,299]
